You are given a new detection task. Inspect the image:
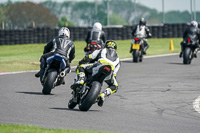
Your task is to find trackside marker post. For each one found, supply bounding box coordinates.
[170,40,174,51]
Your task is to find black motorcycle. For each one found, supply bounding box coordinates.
[40,54,70,94]
[183,38,197,64]
[85,41,102,55]
[68,64,112,111]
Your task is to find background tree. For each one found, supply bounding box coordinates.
[42,0,200,26]
[109,13,127,25]
[5,2,58,29]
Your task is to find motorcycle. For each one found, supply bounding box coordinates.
[182,38,197,64]
[40,54,70,94]
[68,64,112,111]
[130,38,144,62]
[85,41,102,55]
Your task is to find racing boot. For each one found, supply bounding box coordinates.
[142,49,146,55]
[98,88,112,107]
[143,44,149,55]
[193,48,199,58]
[130,44,133,53]
[179,52,182,58]
[179,46,184,58]
[70,72,85,91]
[35,57,45,78]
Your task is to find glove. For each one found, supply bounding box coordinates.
[79,59,85,65]
[148,33,152,38]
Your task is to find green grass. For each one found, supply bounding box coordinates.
[0,124,111,133]
[0,38,182,72]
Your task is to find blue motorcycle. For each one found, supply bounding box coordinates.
[41,54,70,94]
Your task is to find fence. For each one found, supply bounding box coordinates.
[0,23,189,45]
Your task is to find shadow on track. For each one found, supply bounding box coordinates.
[167,62,183,65]
[16,91,54,95]
[50,107,101,112]
[50,107,79,111]
[121,60,134,63]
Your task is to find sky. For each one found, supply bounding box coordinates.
[0,0,200,12]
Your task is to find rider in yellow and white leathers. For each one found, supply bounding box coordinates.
[71,40,120,107]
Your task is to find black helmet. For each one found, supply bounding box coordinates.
[105,40,117,50]
[139,18,146,26]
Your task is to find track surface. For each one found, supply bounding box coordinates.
[0,54,200,133]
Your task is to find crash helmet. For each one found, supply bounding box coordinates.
[190,21,198,28]
[139,18,146,26]
[93,22,102,30]
[58,27,70,38]
[105,40,117,50]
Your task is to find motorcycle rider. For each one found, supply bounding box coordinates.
[130,18,152,54]
[71,40,120,107]
[84,22,106,55]
[35,27,75,81]
[179,20,200,58]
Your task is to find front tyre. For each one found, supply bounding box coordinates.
[42,69,57,95]
[68,99,77,109]
[183,47,192,64]
[79,81,101,111]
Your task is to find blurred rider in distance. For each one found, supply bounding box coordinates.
[84,22,106,55]
[179,20,200,58]
[130,18,152,54]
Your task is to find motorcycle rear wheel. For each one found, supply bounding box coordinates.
[79,81,101,111]
[42,69,57,95]
[133,49,139,62]
[183,47,192,64]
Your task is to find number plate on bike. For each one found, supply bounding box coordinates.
[132,44,140,49]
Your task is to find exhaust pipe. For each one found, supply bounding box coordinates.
[60,67,70,77]
[60,71,66,77]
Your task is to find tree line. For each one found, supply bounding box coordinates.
[0,0,199,29]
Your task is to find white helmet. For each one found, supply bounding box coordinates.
[93,22,102,30]
[190,21,198,28]
[58,27,70,38]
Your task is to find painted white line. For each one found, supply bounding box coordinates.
[193,96,200,113]
[0,53,179,76]
[120,53,179,61]
[0,66,77,76]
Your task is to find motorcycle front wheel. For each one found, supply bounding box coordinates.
[42,69,57,95]
[68,98,77,109]
[79,81,101,111]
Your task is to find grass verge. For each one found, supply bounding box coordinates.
[0,38,182,72]
[0,124,111,133]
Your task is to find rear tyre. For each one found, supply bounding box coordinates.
[42,70,57,95]
[183,47,192,64]
[79,81,101,111]
[133,50,139,63]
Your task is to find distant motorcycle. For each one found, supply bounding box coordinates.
[85,41,102,55]
[182,38,197,64]
[130,38,144,62]
[40,54,70,94]
[68,64,112,111]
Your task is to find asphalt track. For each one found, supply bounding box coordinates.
[0,53,200,133]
